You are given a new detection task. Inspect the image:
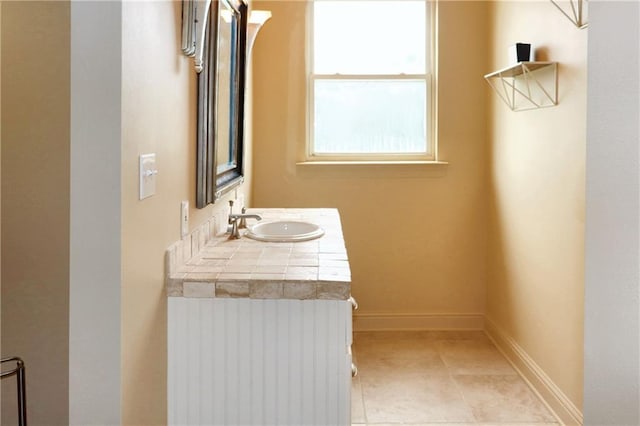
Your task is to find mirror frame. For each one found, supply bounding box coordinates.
[196,0,248,208]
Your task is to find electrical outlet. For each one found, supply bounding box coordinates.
[181,201,189,237]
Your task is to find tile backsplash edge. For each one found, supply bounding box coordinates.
[165,195,245,293]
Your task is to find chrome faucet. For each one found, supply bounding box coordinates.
[227,200,262,239]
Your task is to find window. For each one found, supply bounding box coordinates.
[308,0,434,161]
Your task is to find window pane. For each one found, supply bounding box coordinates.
[314,1,426,74]
[313,80,427,154]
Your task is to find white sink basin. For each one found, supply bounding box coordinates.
[245,221,324,242]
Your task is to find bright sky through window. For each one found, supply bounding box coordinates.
[314,1,426,75]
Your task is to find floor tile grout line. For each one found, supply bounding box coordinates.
[433,338,482,424]
[446,370,480,424]
[482,329,564,426]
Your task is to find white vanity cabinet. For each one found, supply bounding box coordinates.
[168,297,353,426]
[166,209,353,425]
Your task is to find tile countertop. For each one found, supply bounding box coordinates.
[165,208,351,300]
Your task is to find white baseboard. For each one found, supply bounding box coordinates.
[485,318,583,426]
[353,312,485,331]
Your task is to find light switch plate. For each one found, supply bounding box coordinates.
[139,153,157,200]
[181,201,189,237]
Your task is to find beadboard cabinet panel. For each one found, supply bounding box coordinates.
[168,297,352,425]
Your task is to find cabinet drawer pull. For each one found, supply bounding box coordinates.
[351,362,358,377]
[348,296,358,310]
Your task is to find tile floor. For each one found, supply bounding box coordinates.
[351,330,560,426]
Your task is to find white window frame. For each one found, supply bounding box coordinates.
[306,0,436,163]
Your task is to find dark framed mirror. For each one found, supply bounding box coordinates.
[196,0,248,208]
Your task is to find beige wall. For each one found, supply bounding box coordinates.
[251,1,490,322]
[121,2,252,423]
[1,2,70,424]
[486,0,586,417]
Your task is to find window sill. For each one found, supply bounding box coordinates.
[296,160,449,167]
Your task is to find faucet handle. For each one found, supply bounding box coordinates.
[239,206,248,229]
[228,200,234,223]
